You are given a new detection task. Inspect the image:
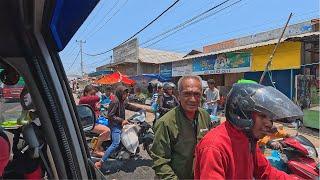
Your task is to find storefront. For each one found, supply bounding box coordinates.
[295,34,319,129]
[171,52,251,86]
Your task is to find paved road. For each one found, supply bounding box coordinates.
[0,101,22,121]
[103,103,320,179]
[76,100,319,179]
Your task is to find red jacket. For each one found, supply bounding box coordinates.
[194,121,293,179]
[79,95,100,116]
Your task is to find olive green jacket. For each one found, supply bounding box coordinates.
[150,106,211,180]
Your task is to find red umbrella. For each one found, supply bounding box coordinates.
[95,72,135,85]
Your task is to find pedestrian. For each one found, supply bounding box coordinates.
[94,85,142,170]
[194,83,303,179]
[129,84,135,95]
[100,85,115,108]
[147,82,153,94]
[158,82,179,118]
[79,85,110,157]
[204,79,220,116]
[150,76,211,179]
[150,83,163,125]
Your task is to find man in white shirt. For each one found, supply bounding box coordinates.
[204,79,220,116]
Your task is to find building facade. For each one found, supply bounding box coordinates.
[98,38,183,77]
[161,19,319,100]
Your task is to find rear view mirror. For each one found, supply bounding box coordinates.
[0,68,20,85]
[77,105,95,131]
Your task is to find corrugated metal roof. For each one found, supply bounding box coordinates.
[138,48,184,64]
[176,31,320,61]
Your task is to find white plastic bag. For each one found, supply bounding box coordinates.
[121,124,140,154]
[132,111,146,122]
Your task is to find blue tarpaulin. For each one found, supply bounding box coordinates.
[88,70,113,77]
[50,0,99,51]
[131,74,171,83]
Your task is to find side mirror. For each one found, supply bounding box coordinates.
[0,68,20,85]
[77,105,95,131]
[296,119,303,130]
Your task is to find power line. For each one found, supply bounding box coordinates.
[79,0,108,38]
[121,0,181,45]
[139,0,232,47]
[83,0,182,56]
[84,0,128,40]
[86,55,110,66]
[143,0,242,48]
[159,11,318,52]
[82,0,121,39]
[67,50,81,71]
[60,42,77,57]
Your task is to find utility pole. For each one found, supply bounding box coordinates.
[259,13,292,84]
[76,40,86,77]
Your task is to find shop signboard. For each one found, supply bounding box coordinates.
[160,62,172,78]
[192,52,251,75]
[172,60,192,77]
[203,21,313,53]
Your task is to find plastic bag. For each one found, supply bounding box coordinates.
[151,103,158,113]
[130,111,146,123]
[96,116,109,126]
[121,124,140,154]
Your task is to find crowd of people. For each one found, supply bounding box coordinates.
[76,75,303,179]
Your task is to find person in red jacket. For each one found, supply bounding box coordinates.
[79,85,110,156]
[194,83,303,179]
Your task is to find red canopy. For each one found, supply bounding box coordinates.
[95,72,135,85]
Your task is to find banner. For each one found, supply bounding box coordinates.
[192,52,251,75]
[160,63,172,78]
[172,60,192,77]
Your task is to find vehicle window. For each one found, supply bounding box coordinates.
[0,77,24,127]
[0,63,52,179]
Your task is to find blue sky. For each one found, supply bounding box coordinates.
[60,0,319,75]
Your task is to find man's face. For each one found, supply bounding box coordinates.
[167,88,173,95]
[179,79,202,113]
[86,89,96,96]
[122,90,129,101]
[208,83,215,90]
[251,112,273,139]
[105,89,111,96]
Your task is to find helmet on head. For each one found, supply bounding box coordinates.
[105,85,112,91]
[157,82,163,88]
[225,83,303,131]
[163,82,175,90]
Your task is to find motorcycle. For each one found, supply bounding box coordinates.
[84,110,154,161]
[265,131,319,179]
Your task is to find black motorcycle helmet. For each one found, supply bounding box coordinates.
[225,83,303,131]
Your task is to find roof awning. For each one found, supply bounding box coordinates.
[177,31,320,61]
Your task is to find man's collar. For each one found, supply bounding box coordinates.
[178,106,199,121]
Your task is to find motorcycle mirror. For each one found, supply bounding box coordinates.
[295,119,303,136]
[296,119,303,129]
[0,67,20,85]
[77,105,96,131]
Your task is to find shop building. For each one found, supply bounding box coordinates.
[162,19,319,100]
[98,38,183,77]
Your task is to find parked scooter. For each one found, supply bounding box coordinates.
[264,122,319,179]
[84,110,154,161]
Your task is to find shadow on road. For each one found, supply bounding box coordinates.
[105,157,153,174]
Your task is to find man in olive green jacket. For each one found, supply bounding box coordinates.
[150,76,211,179]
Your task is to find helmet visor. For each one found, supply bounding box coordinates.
[251,86,303,121]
